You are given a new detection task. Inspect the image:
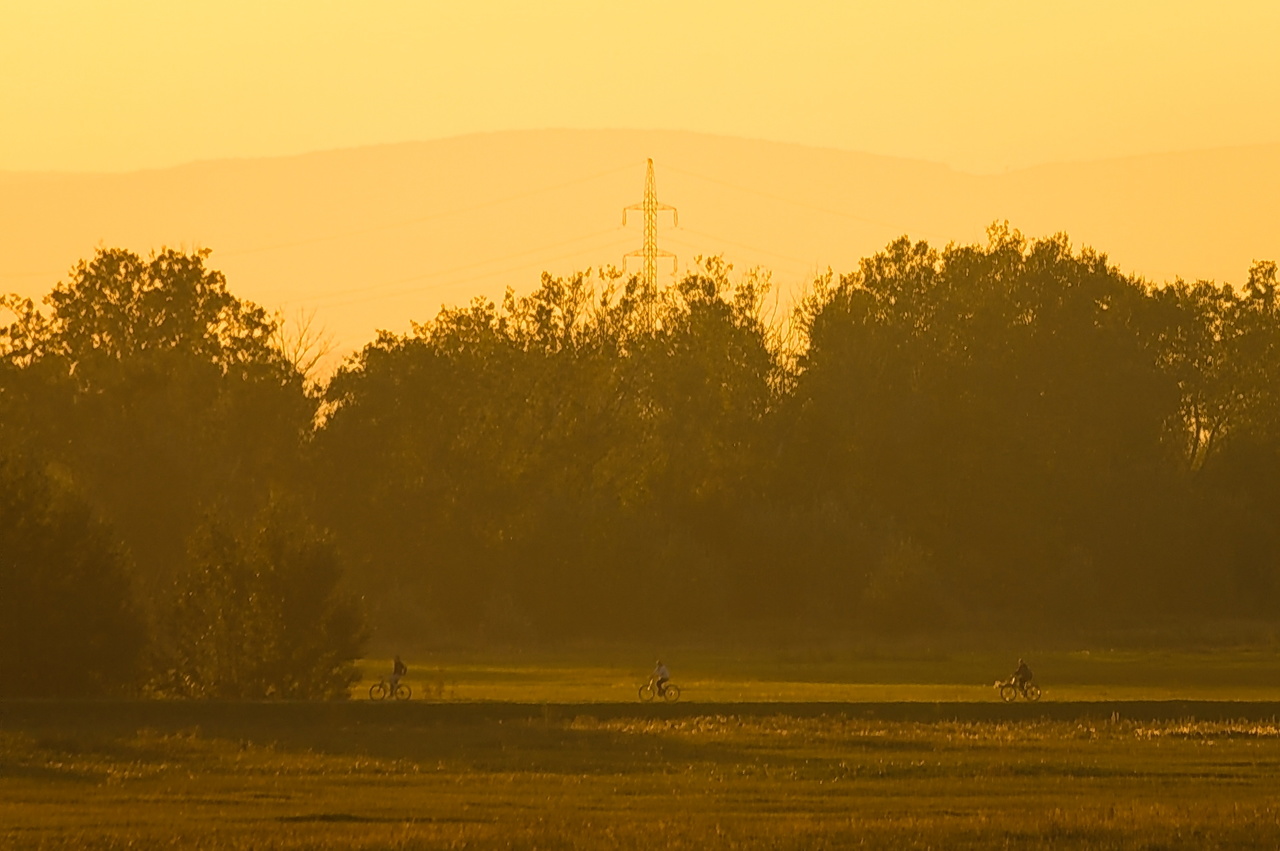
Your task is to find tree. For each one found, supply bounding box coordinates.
[41,247,280,380]
[785,227,1186,624]
[0,458,146,697]
[2,247,317,611]
[157,502,366,699]
[310,260,787,643]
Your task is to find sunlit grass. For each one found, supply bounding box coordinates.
[354,648,1280,703]
[5,706,1280,849]
[8,649,1280,848]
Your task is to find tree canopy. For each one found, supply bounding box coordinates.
[1,247,360,698]
[1,247,315,609]
[5,231,1280,670]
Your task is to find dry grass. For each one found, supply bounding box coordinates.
[5,701,1280,849]
[353,648,1280,704]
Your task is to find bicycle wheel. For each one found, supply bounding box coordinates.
[998,683,1018,702]
[1023,683,1042,702]
[662,683,681,703]
[394,683,412,701]
[638,683,656,702]
[369,682,389,701]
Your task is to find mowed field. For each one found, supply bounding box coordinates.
[353,648,1280,704]
[5,650,1280,850]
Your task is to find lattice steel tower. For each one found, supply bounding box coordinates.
[623,158,678,289]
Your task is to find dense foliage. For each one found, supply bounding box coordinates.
[156,503,366,699]
[1,248,364,697]
[5,230,1280,664]
[0,459,145,696]
[1,248,314,605]
[315,230,1280,644]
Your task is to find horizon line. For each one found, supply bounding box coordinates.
[4,127,1280,180]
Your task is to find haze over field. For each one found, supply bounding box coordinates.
[11,6,1280,848]
[5,1,1280,657]
[4,130,1279,358]
[6,2,1278,360]
[5,2,1280,174]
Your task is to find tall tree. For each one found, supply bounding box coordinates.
[312,261,783,643]
[786,228,1185,626]
[2,248,316,610]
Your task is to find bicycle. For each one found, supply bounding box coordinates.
[369,678,412,701]
[995,678,1041,702]
[638,677,681,703]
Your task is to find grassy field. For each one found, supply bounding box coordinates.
[6,650,1280,849]
[358,647,1280,703]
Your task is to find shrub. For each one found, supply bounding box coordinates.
[0,459,146,696]
[156,503,366,699]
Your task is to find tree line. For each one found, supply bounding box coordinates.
[3,226,1279,697]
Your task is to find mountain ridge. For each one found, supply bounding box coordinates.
[4,129,1278,179]
[3,129,1277,358]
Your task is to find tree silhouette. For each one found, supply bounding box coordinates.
[156,502,366,699]
[2,247,315,614]
[0,459,145,697]
[9,233,1280,659]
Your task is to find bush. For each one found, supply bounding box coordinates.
[156,503,366,699]
[0,459,146,696]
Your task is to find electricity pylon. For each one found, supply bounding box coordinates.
[623,158,678,289]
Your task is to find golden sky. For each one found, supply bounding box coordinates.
[4,0,1280,174]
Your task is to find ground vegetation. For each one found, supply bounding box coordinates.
[3,699,1280,849]
[5,231,1280,667]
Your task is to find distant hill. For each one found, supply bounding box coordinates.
[3,129,1278,360]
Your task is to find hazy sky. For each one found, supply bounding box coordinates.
[5,0,1280,174]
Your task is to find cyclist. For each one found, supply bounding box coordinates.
[391,654,408,691]
[1012,658,1033,690]
[652,660,670,696]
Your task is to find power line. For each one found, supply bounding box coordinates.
[303,232,637,311]
[0,161,644,287]
[319,235,636,312]
[664,226,821,270]
[276,227,625,306]
[222,160,643,258]
[659,162,939,239]
[7,158,942,313]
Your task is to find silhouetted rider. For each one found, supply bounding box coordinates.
[652,660,670,696]
[1013,658,1033,688]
